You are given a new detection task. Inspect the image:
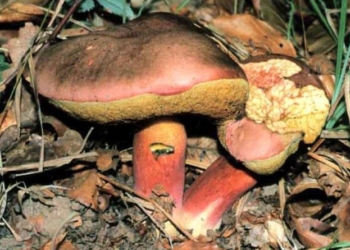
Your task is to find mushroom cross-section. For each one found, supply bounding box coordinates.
[34,12,249,209]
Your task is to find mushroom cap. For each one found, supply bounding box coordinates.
[35,13,248,124]
[217,55,329,174]
[220,118,302,174]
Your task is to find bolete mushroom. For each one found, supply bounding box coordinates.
[174,54,330,236]
[33,12,329,237]
[34,13,249,209]
[236,55,330,174]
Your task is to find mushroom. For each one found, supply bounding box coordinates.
[236,55,330,174]
[174,54,330,236]
[34,12,248,209]
[33,12,329,237]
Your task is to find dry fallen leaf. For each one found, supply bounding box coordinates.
[307,55,335,100]
[65,167,103,211]
[292,217,333,248]
[2,22,39,79]
[264,219,290,249]
[308,158,347,198]
[336,196,350,242]
[328,183,350,242]
[54,129,83,156]
[209,14,296,57]
[173,239,219,250]
[318,74,335,100]
[96,149,119,172]
[0,104,16,135]
[0,0,47,23]
[307,54,335,75]
[40,233,67,250]
[286,177,325,218]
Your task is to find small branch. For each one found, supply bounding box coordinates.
[49,0,83,43]
[0,151,98,174]
[125,193,173,248]
[98,173,195,241]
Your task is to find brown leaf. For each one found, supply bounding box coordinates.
[337,197,350,242]
[265,220,290,249]
[66,168,102,211]
[27,214,46,234]
[56,240,78,250]
[286,178,325,218]
[0,1,47,23]
[98,181,120,197]
[173,239,219,250]
[2,22,39,79]
[307,54,335,75]
[0,105,16,135]
[0,29,19,46]
[308,158,347,198]
[96,149,119,172]
[42,116,70,137]
[40,233,66,250]
[318,74,335,100]
[292,217,333,248]
[209,14,296,57]
[331,184,350,242]
[54,129,84,156]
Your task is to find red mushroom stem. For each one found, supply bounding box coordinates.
[172,156,257,236]
[133,119,187,207]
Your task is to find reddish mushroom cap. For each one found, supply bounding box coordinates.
[35,13,248,124]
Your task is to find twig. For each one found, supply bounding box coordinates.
[125,193,173,248]
[72,127,94,155]
[0,151,98,174]
[98,173,196,241]
[49,0,83,43]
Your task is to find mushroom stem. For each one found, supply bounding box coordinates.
[173,156,257,237]
[133,119,187,207]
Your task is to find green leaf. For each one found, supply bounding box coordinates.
[0,53,10,82]
[97,0,135,20]
[332,0,348,104]
[65,0,96,12]
[80,0,96,12]
[319,241,350,250]
[326,100,346,129]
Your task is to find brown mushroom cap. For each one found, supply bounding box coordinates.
[35,13,248,124]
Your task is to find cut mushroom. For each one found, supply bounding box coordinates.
[215,55,330,174]
[175,55,330,236]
